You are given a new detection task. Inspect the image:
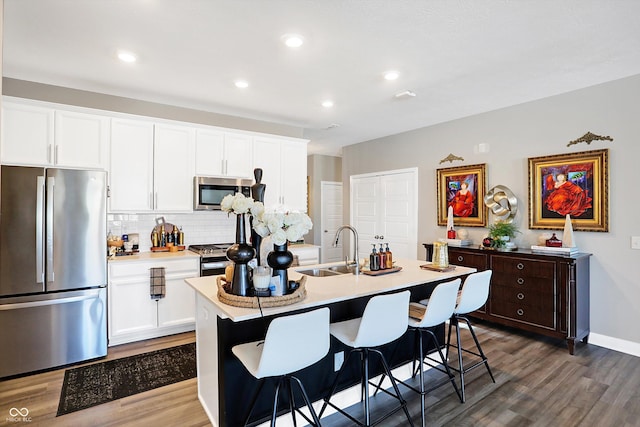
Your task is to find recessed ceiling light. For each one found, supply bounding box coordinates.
[384,70,399,81]
[117,50,137,63]
[234,80,249,89]
[322,100,334,108]
[282,34,304,48]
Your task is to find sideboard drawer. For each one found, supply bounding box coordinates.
[449,250,488,271]
[491,256,555,279]
[490,284,554,311]
[491,272,555,294]
[490,300,555,329]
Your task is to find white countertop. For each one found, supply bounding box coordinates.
[185,258,476,322]
[108,250,200,263]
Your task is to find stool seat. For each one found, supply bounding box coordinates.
[232,307,330,426]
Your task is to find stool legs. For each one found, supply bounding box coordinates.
[319,348,414,427]
[447,315,496,403]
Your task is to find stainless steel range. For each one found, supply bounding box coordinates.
[189,243,233,276]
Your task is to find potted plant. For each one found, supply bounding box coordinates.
[487,220,519,249]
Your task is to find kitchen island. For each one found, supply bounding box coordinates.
[185,258,476,427]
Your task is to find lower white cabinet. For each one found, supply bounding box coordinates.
[289,244,321,266]
[108,257,199,346]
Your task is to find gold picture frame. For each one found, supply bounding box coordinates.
[436,163,487,227]
[528,149,609,231]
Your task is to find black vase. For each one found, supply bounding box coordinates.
[226,214,256,296]
[267,242,294,294]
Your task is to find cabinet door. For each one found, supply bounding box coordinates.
[108,278,158,339]
[224,132,253,178]
[154,124,195,211]
[195,129,224,176]
[280,141,307,211]
[1,102,53,166]
[253,137,282,207]
[157,274,197,328]
[109,119,155,212]
[54,110,109,169]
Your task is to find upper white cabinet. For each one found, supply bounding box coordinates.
[253,137,308,211]
[1,101,108,169]
[195,129,253,178]
[109,118,195,212]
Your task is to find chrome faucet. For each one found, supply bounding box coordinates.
[333,225,360,275]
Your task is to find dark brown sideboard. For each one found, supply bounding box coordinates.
[423,243,591,354]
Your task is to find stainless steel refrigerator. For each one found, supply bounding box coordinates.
[0,166,107,378]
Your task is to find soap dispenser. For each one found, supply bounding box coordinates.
[378,244,387,270]
[369,244,380,271]
[385,243,393,269]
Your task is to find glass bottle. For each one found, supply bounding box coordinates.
[369,244,380,271]
[151,228,159,247]
[385,243,393,269]
[172,225,180,246]
[378,244,386,270]
[160,227,166,247]
[178,226,185,246]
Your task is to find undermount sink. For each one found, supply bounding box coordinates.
[296,264,352,277]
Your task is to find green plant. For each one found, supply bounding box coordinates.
[487,221,520,248]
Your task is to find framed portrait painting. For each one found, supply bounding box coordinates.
[528,149,609,232]
[436,163,487,227]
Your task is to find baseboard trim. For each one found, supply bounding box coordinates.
[589,333,640,357]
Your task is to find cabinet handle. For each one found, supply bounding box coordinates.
[54,145,59,164]
[48,144,53,163]
[517,263,524,270]
[154,192,158,209]
[380,235,384,240]
[517,278,525,285]
[457,255,464,262]
[374,235,379,239]
[517,309,524,316]
[517,292,525,300]
[149,192,154,210]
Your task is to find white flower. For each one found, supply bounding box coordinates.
[220,193,263,216]
[252,208,313,243]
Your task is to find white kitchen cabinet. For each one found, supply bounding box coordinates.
[1,100,109,169]
[195,129,253,178]
[108,256,199,346]
[54,110,109,169]
[253,136,308,211]
[109,119,195,212]
[289,244,321,266]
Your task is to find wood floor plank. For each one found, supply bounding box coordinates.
[1,324,639,427]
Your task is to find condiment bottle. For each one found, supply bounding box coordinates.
[160,227,166,247]
[369,244,380,271]
[151,228,159,247]
[172,225,180,246]
[178,226,185,246]
[378,244,387,270]
[385,243,393,269]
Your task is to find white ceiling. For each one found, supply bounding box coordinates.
[4,1,640,156]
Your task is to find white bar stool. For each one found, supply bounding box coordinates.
[374,279,462,427]
[232,307,330,426]
[319,290,414,427]
[445,270,496,403]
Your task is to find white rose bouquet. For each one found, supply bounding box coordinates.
[252,208,313,246]
[220,193,264,216]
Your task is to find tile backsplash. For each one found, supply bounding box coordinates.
[108,211,238,251]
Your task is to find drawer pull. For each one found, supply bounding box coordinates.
[517,263,524,270]
[517,309,524,316]
[457,256,464,262]
[517,278,525,285]
[517,292,525,300]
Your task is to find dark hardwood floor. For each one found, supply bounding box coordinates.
[1,321,638,426]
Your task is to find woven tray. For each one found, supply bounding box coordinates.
[216,276,307,308]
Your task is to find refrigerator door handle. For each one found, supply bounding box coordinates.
[46,176,55,283]
[36,176,45,284]
[0,291,102,311]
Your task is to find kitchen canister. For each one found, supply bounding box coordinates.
[432,239,449,268]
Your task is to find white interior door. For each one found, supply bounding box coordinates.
[320,181,343,263]
[351,168,418,261]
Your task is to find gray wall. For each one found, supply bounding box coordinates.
[3,78,305,139]
[343,74,640,349]
[307,154,342,245]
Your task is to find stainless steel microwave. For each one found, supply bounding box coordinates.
[193,176,252,210]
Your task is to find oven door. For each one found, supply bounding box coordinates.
[194,176,252,211]
[201,258,231,277]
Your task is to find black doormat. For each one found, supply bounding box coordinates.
[57,342,196,416]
